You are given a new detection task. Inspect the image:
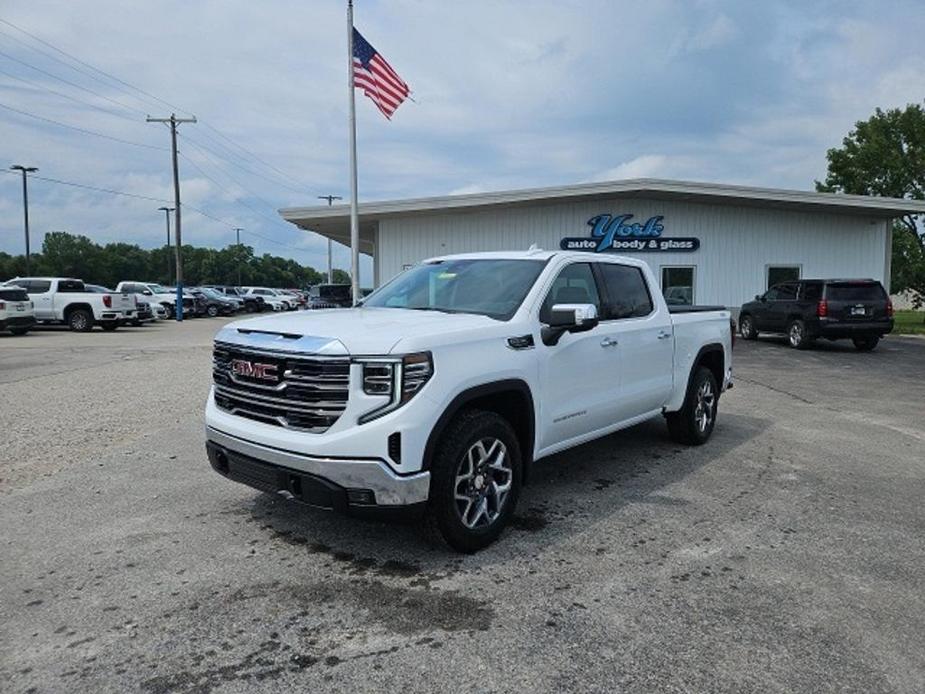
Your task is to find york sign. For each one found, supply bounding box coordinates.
[560,214,700,253]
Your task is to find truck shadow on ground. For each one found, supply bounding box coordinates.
[243,410,769,573]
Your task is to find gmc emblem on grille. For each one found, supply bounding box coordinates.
[230,358,279,381]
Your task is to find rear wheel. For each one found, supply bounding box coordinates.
[666,366,719,446]
[67,309,93,332]
[787,319,812,349]
[427,409,522,553]
[10,327,29,335]
[739,314,758,340]
[852,335,880,351]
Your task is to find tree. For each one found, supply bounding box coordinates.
[0,232,325,290]
[816,103,925,306]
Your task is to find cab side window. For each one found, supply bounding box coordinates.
[777,283,798,300]
[597,263,653,319]
[764,286,782,301]
[539,263,601,324]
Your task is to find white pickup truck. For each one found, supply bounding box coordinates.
[3,277,135,331]
[205,251,733,551]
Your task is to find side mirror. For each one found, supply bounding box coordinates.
[542,303,599,346]
[142,290,152,296]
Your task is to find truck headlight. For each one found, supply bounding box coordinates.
[355,352,432,423]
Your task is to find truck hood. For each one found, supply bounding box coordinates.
[216,307,500,355]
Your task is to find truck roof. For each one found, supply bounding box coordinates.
[421,250,645,264]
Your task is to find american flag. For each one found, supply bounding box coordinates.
[352,27,410,119]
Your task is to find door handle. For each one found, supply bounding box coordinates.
[600,337,618,348]
[657,331,672,340]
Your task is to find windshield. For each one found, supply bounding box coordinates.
[362,258,547,320]
[150,285,170,294]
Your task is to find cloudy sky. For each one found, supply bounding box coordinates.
[1,0,924,277]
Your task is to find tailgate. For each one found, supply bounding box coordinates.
[824,282,889,322]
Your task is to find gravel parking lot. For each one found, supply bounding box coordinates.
[2,320,924,693]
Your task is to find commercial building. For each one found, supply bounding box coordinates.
[280,178,925,309]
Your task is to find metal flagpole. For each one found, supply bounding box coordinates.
[347,0,360,305]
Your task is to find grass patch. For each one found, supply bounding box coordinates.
[894,310,925,335]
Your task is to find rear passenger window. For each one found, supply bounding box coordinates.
[540,263,601,323]
[802,283,823,301]
[58,280,84,293]
[598,264,653,319]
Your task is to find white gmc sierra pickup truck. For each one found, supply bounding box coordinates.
[205,251,733,551]
[4,277,135,331]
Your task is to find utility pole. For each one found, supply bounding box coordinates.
[233,227,243,286]
[158,206,174,281]
[10,164,38,274]
[147,113,196,320]
[318,195,342,284]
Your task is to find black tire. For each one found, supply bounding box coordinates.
[10,327,29,335]
[852,335,880,351]
[427,409,522,553]
[101,321,118,332]
[739,314,758,340]
[207,305,219,317]
[787,319,812,349]
[666,366,719,446]
[132,319,143,327]
[67,308,93,332]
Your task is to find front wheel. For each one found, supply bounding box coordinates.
[207,305,219,317]
[852,335,880,351]
[739,314,758,340]
[427,410,522,553]
[666,366,719,445]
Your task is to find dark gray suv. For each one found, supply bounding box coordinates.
[739,279,894,351]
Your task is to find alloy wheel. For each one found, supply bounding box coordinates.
[454,438,513,529]
[693,380,715,433]
[789,323,803,347]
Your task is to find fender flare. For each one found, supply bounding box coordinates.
[686,343,726,392]
[422,379,536,475]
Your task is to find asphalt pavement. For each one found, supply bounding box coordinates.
[2,318,924,693]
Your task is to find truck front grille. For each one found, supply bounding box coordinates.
[212,342,350,433]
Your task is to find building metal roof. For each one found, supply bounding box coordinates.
[279,178,925,245]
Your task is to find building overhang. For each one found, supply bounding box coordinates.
[279,177,925,244]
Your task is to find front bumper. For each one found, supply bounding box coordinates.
[206,426,430,507]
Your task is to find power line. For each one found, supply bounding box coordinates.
[0,47,147,117]
[0,17,192,117]
[198,121,313,191]
[0,65,141,123]
[179,132,309,194]
[0,168,310,254]
[0,100,166,150]
[0,18,315,193]
[0,168,171,202]
[179,138,290,214]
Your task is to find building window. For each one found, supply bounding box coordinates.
[661,266,695,306]
[766,265,800,290]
